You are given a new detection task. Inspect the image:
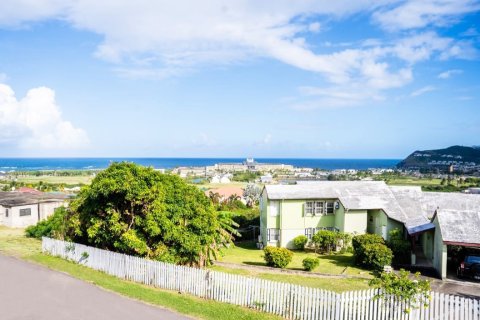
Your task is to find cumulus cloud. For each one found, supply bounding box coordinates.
[0,1,478,108]
[0,84,89,150]
[372,0,480,31]
[438,69,463,79]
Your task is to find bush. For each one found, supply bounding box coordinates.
[25,206,70,239]
[369,269,431,313]
[263,246,293,268]
[352,233,385,264]
[387,228,411,264]
[363,243,393,271]
[293,235,308,250]
[312,230,336,253]
[302,257,320,271]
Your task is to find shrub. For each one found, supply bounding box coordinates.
[302,257,320,271]
[352,234,385,264]
[369,269,431,313]
[312,230,336,253]
[386,228,411,264]
[25,206,71,239]
[263,246,293,268]
[363,243,393,271]
[293,235,308,250]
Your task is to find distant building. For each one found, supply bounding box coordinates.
[260,174,273,184]
[0,192,69,228]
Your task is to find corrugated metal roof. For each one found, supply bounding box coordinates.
[435,209,480,245]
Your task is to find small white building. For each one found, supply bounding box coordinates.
[0,192,69,228]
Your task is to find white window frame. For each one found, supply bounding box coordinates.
[305,228,314,240]
[267,228,280,242]
[325,202,335,215]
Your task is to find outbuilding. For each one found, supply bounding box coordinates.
[0,192,69,228]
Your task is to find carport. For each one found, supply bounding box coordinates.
[431,209,480,280]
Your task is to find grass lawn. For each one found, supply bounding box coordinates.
[13,175,93,185]
[385,178,442,186]
[0,227,279,320]
[209,265,370,292]
[219,241,371,277]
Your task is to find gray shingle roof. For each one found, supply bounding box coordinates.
[0,192,69,207]
[434,209,480,245]
[265,181,408,223]
[265,182,480,238]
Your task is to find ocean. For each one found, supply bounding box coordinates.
[0,158,401,171]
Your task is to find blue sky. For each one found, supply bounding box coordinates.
[0,1,479,158]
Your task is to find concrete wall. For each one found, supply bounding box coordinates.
[432,216,448,279]
[0,201,65,228]
[343,209,367,235]
[367,209,402,240]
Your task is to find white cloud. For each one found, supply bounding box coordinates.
[0,1,477,109]
[372,0,480,31]
[438,69,463,79]
[410,85,436,97]
[0,84,89,150]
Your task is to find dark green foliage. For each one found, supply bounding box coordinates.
[293,235,308,250]
[263,246,293,268]
[362,243,393,271]
[369,269,431,313]
[352,233,385,264]
[312,230,336,253]
[25,207,73,239]
[34,162,238,267]
[387,228,411,264]
[302,257,320,271]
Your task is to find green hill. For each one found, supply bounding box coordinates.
[397,145,480,171]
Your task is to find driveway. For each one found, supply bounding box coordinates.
[0,254,190,320]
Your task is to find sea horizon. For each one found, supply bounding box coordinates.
[0,157,402,171]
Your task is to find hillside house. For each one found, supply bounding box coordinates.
[0,192,69,228]
[260,181,480,279]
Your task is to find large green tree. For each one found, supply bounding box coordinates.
[67,162,238,266]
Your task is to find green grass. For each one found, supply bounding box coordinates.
[209,265,370,292]
[220,242,370,276]
[13,175,93,185]
[385,178,443,186]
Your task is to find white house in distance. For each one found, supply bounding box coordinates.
[0,192,69,228]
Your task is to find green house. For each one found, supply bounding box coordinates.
[259,181,480,279]
[260,182,405,249]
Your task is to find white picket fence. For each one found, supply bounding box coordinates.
[42,237,480,320]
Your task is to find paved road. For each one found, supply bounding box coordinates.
[0,254,190,320]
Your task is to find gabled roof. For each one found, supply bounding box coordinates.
[433,209,480,245]
[264,181,409,223]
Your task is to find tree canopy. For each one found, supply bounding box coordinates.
[50,162,238,266]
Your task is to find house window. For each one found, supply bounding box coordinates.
[305,228,314,240]
[269,201,279,217]
[267,228,280,242]
[19,208,31,217]
[305,201,335,216]
[5,209,8,218]
[325,202,335,215]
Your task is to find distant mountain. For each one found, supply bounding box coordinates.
[397,146,480,171]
